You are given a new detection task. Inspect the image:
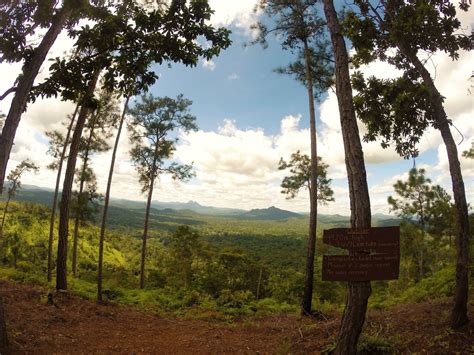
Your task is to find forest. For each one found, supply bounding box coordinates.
[0,0,472,354]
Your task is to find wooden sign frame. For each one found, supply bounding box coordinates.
[322,226,400,282]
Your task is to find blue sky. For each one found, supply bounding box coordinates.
[0,1,472,215]
[151,31,315,135]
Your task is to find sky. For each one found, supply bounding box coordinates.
[0,2,473,215]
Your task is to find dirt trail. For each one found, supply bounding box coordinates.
[2,280,472,354]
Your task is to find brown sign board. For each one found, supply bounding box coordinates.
[322,254,399,281]
[323,226,400,254]
[322,226,400,281]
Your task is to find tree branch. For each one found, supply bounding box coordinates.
[0,87,17,101]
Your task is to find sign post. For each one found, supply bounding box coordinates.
[322,226,400,282]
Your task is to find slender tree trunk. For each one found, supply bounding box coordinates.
[72,124,96,277]
[47,103,80,282]
[140,141,159,290]
[56,69,100,290]
[418,206,425,281]
[0,297,7,353]
[71,193,82,277]
[0,196,11,239]
[400,46,470,329]
[301,39,319,316]
[323,1,372,353]
[184,265,190,289]
[140,175,155,289]
[0,5,74,193]
[419,247,423,281]
[256,267,263,300]
[98,95,130,302]
[419,215,425,281]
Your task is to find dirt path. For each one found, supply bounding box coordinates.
[2,280,473,354]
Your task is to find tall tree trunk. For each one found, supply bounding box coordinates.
[0,195,11,239]
[419,213,425,281]
[419,247,423,281]
[72,123,96,277]
[140,142,159,290]
[47,103,80,282]
[140,175,155,290]
[0,5,73,193]
[0,297,7,353]
[97,95,130,302]
[301,39,319,316]
[56,69,100,291]
[256,267,263,300]
[322,1,372,353]
[418,206,425,281]
[401,47,470,329]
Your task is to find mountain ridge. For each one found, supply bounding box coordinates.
[2,184,398,224]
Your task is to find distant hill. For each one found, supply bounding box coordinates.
[0,184,55,208]
[151,200,245,216]
[317,214,350,226]
[0,184,400,226]
[317,213,400,227]
[237,206,302,220]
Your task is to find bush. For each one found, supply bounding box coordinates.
[16,260,34,273]
[9,270,45,286]
[183,290,204,307]
[322,335,395,355]
[251,298,297,315]
[102,288,125,301]
[357,335,395,354]
[216,289,253,309]
[370,266,455,308]
[146,269,167,288]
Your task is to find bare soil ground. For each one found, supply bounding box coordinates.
[2,280,472,354]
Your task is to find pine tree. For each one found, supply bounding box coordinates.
[279,150,334,203]
[388,168,453,281]
[128,94,197,289]
[254,0,334,315]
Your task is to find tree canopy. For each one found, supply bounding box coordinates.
[278,150,334,203]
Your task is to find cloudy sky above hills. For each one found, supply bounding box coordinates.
[0,2,472,215]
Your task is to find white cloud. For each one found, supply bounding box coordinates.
[228,73,240,81]
[208,0,260,37]
[280,114,300,134]
[202,59,216,71]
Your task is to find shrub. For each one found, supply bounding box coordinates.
[16,261,34,273]
[357,335,395,354]
[102,288,125,301]
[216,289,253,309]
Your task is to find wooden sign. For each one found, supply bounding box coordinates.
[322,254,399,281]
[322,226,400,282]
[323,226,399,254]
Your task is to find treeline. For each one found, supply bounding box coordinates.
[0,0,472,353]
[0,199,465,314]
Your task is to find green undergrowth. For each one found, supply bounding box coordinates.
[369,266,458,309]
[2,263,467,321]
[322,335,398,354]
[0,267,302,320]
